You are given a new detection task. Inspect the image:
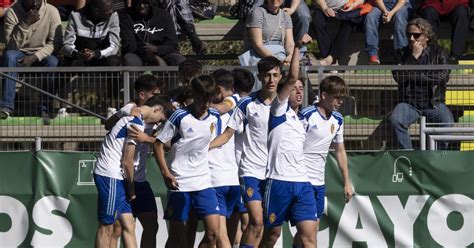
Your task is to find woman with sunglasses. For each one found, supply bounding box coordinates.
[390,18,454,150]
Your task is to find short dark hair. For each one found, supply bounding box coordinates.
[173,86,193,106]
[232,68,255,93]
[319,76,348,98]
[178,59,203,84]
[144,94,174,119]
[190,75,218,102]
[134,74,163,92]
[257,56,283,75]
[212,69,234,91]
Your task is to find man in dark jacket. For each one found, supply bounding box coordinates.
[391,18,454,149]
[119,0,185,66]
[62,0,121,66]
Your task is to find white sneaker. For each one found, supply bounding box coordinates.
[107,108,117,119]
[57,108,69,118]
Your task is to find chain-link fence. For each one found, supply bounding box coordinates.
[1,65,473,151]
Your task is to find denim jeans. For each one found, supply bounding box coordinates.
[389,102,454,149]
[363,4,412,56]
[2,50,58,111]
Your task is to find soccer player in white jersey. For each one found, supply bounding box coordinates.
[210,57,282,248]
[227,68,255,247]
[298,75,353,245]
[93,95,172,248]
[260,35,318,248]
[105,75,169,248]
[154,75,221,248]
[206,69,241,247]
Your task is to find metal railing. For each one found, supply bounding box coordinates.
[1,65,473,151]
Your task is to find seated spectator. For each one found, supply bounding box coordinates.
[62,0,121,66]
[240,0,294,66]
[0,0,62,120]
[364,0,412,64]
[420,0,469,62]
[390,18,454,149]
[252,0,311,54]
[120,0,185,66]
[310,0,372,66]
[158,0,205,55]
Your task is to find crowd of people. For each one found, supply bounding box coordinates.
[0,0,471,119]
[0,0,465,246]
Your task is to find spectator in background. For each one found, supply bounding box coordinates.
[363,0,412,64]
[420,0,469,62]
[390,18,454,149]
[311,0,372,66]
[62,0,121,66]
[0,0,62,120]
[240,0,294,66]
[157,0,205,55]
[120,0,185,66]
[252,0,311,55]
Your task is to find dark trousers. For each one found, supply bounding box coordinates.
[421,5,469,59]
[311,8,358,61]
[63,55,122,67]
[122,52,185,66]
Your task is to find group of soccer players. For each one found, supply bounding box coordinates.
[92,35,353,248]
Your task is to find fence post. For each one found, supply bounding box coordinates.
[123,70,130,104]
[420,116,426,150]
[35,137,42,152]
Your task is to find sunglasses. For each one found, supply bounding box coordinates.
[406,32,422,39]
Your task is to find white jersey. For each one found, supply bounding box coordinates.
[266,97,308,182]
[300,105,344,186]
[115,102,155,183]
[157,107,221,192]
[209,95,240,187]
[227,91,271,180]
[94,116,145,179]
[232,94,245,165]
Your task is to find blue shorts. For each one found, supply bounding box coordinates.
[235,196,248,213]
[240,177,266,203]
[263,179,317,227]
[312,185,326,221]
[215,185,241,218]
[94,174,132,225]
[164,188,220,221]
[131,181,158,217]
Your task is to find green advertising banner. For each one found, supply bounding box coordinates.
[0,151,473,247]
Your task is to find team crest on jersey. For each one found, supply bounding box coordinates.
[210,123,215,134]
[269,213,276,224]
[330,124,335,134]
[246,187,254,198]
